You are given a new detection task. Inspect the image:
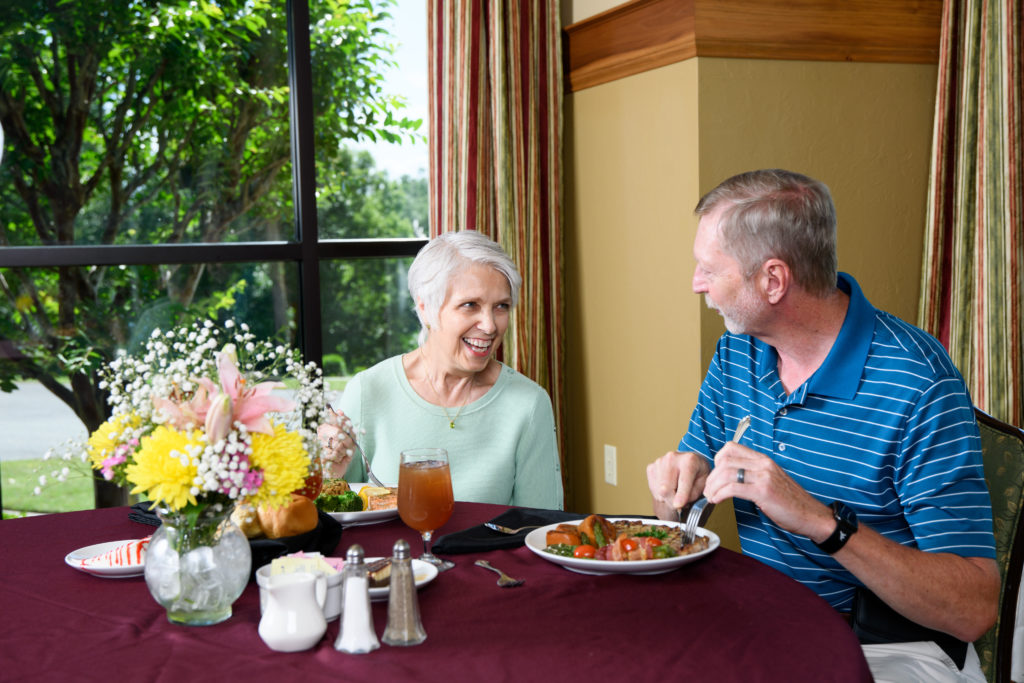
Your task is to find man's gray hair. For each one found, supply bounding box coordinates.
[695,169,838,297]
[407,230,522,345]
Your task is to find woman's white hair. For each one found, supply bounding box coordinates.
[407,230,522,345]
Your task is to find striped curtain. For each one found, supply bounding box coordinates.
[426,2,566,468]
[919,0,1023,427]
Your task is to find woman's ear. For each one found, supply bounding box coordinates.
[416,297,431,330]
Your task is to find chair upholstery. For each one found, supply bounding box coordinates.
[974,408,1024,683]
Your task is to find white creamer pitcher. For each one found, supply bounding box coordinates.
[257,571,327,652]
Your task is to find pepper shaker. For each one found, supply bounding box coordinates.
[333,544,380,654]
[382,539,427,646]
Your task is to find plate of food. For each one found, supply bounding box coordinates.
[64,537,151,578]
[524,515,719,576]
[315,480,400,526]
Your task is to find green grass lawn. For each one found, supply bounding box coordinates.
[1,379,348,520]
[2,459,95,518]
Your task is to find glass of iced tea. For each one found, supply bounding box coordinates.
[398,448,455,571]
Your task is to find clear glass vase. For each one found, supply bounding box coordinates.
[144,504,252,626]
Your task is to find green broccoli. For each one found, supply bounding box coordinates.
[315,490,363,513]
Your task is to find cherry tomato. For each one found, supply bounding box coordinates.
[620,538,639,552]
[573,544,597,559]
[646,537,663,546]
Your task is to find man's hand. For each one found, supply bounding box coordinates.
[706,441,835,541]
[707,441,999,641]
[646,450,711,521]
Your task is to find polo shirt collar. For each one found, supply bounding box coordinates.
[754,272,875,401]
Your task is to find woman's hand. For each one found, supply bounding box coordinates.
[316,408,357,478]
[646,450,711,521]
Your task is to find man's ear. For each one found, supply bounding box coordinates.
[761,259,790,305]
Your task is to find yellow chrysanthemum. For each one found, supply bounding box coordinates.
[87,413,141,469]
[126,425,205,511]
[248,423,310,508]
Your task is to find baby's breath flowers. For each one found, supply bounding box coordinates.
[50,318,329,515]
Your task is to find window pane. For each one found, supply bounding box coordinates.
[320,257,419,378]
[311,0,428,238]
[0,2,294,247]
[0,261,300,513]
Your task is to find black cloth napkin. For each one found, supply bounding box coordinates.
[128,502,343,580]
[432,507,586,555]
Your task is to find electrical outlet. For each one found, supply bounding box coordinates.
[604,444,617,486]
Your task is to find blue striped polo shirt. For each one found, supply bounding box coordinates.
[681,273,996,612]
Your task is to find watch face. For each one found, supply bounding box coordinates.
[833,502,858,531]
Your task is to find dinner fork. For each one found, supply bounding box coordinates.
[353,439,385,488]
[483,523,542,535]
[679,416,752,543]
[474,559,524,587]
[328,403,385,488]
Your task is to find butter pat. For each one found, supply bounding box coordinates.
[270,552,339,576]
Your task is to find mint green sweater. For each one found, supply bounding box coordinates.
[336,355,563,509]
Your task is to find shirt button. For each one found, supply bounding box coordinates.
[778,444,787,452]
[780,408,788,416]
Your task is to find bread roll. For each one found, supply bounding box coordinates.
[257,493,319,539]
[231,504,264,539]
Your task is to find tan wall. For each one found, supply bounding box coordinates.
[564,56,937,551]
[697,58,935,322]
[564,59,702,515]
[565,0,622,24]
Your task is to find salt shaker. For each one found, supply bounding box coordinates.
[333,545,380,654]
[382,539,427,646]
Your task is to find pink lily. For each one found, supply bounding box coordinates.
[152,384,212,430]
[204,393,234,444]
[203,345,295,441]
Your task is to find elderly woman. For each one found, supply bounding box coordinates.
[318,230,563,509]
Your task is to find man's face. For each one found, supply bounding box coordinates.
[692,207,765,335]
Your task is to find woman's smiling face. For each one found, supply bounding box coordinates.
[423,263,512,374]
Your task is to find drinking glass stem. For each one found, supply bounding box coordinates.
[418,530,454,571]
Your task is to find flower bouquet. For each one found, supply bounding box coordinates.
[85,318,329,625]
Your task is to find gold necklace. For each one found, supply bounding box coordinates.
[428,373,475,429]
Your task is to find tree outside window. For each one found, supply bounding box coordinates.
[0,0,426,511]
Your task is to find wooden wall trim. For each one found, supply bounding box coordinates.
[564,0,942,92]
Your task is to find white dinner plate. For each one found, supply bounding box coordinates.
[368,557,439,601]
[524,518,719,576]
[64,540,146,578]
[324,483,400,527]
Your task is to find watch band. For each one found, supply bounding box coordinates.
[814,501,857,554]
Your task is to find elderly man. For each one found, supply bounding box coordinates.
[647,169,999,681]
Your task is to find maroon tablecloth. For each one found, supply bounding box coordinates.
[0,503,871,682]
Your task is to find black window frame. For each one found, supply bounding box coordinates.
[0,0,429,511]
[0,0,429,368]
